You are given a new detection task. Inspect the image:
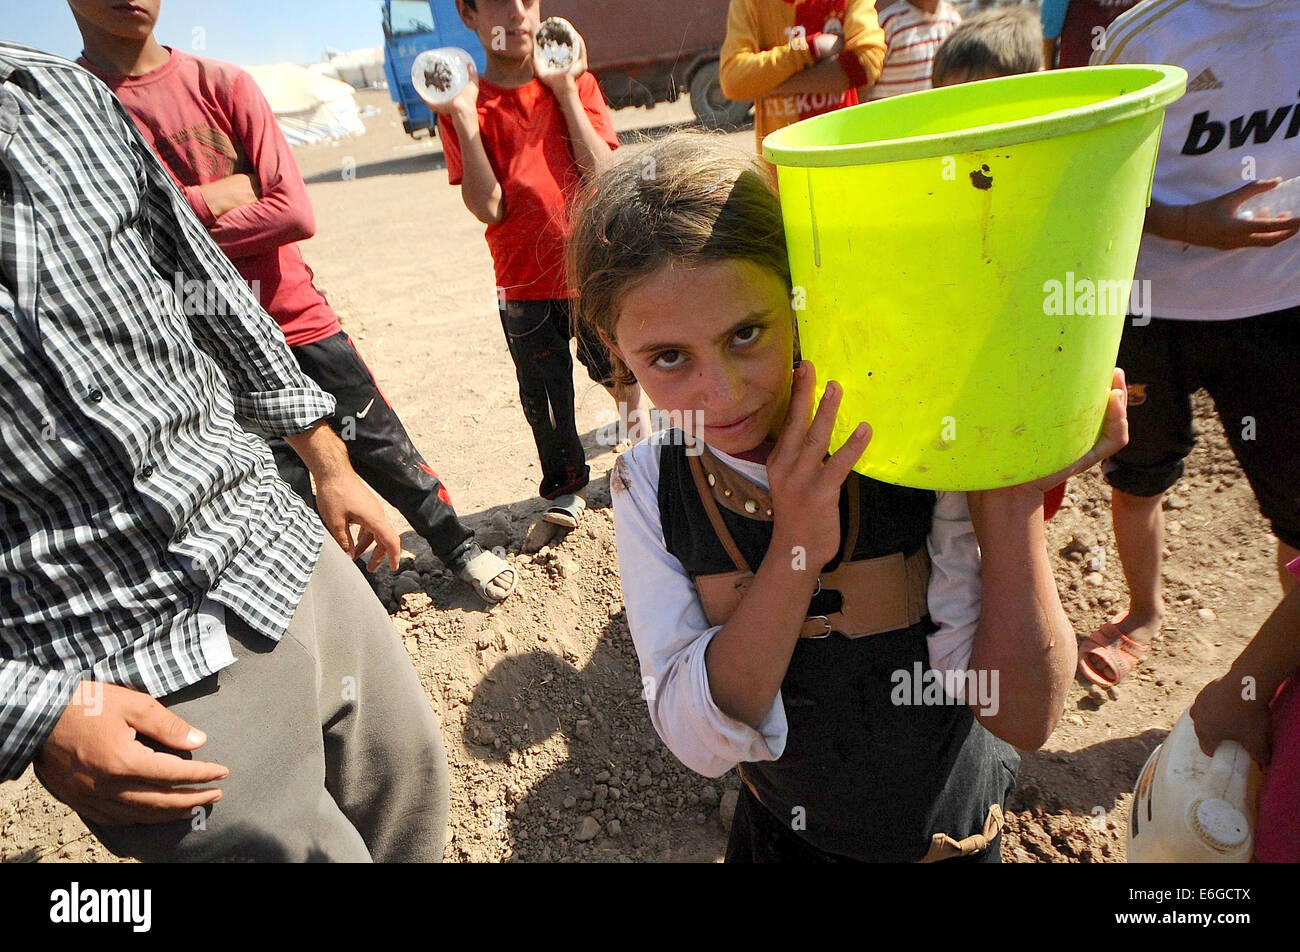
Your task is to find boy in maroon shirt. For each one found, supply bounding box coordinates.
[70,0,517,603]
[434,0,651,534]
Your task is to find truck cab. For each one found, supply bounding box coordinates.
[381,0,749,138]
[382,0,486,136]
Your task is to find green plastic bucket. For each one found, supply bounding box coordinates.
[762,65,1186,490]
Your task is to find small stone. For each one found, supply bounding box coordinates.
[1085,572,1104,586]
[1164,493,1190,510]
[609,787,622,801]
[477,724,496,745]
[594,770,611,783]
[1197,608,1217,622]
[698,786,719,807]
[594,785,608,805]
[563,795,577,809]
[1086,683,1109,706]
[1062,531,1096,556]
[606,819,622,837]
[575,816,600,842]
[574,719,593,742]
[637,771,653,790]
[555,557,578,579]
[391,571,423,599]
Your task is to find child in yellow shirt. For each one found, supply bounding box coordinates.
[720,0,886,158]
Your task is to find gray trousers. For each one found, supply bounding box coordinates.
[87,537,450,862]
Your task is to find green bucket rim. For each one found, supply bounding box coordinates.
[761,64,1188,168]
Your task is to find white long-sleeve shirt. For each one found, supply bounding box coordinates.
[610,431,983,778]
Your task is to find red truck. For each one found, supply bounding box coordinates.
[383,0,751,136]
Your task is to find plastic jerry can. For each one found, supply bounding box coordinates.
[1128,710,1261,862]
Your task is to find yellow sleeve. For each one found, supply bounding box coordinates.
[841,0,887,87]
[719,0,816,101]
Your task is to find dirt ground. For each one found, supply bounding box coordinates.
[0,90,1285,863]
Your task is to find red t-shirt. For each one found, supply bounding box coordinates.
[80,48,342,348]
[438,72,618,301]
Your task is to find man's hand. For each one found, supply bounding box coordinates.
[314,469,402,571]
[284,422,400,571]
[34,682,227,826]
[1149,179,1300,249]
[199,173,260,219]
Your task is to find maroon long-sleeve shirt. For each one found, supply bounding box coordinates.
[81,48,341,347]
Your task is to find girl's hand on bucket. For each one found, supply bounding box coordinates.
[1164,180,1300,249]
[766,361,872,568]
[1011,367,1130,494]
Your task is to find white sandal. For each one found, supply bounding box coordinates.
[541,493,586,529]
[455,549,519,603]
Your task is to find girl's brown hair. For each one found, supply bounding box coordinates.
[567,131,790,385]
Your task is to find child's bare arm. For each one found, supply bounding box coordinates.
[705,527,824,727]
[539,38,613,178]
[965,372,1130,748]
[1191,586,1300,764]
[706,363,873,727]
[1145,181,1300,249]
[447,102,504,225]
[965,488,1076,749]
[550,80,612,179]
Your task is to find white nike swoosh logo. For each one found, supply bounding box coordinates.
[356,397,376,419]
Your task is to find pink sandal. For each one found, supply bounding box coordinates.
[1078,622,1149,688]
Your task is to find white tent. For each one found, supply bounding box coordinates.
[244,63,366,146]
[327,46,387,89]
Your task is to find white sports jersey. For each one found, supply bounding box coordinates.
[1094,0,1300,320]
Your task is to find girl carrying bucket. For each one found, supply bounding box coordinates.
[569,132,1129,862]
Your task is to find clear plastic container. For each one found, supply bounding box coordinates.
[411,48,476,107]
[1127,710,1261,863]
[533,17,579,76]
[1237,175,1300,221]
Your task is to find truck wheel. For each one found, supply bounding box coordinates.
[689,60,752,131]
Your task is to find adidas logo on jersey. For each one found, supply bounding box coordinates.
[1186,68,1224,92]
[1182,93,1300,155]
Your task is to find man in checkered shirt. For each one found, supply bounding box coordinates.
[0,41,450,862]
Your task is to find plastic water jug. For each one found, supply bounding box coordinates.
[1127,710,1260,862]
[411,48,476,107]
[1237,175,1300,221]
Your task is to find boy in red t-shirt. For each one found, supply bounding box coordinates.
[435,0,649,530]
[71,0,517,604]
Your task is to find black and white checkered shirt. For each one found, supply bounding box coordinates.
[0,43,337,781]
